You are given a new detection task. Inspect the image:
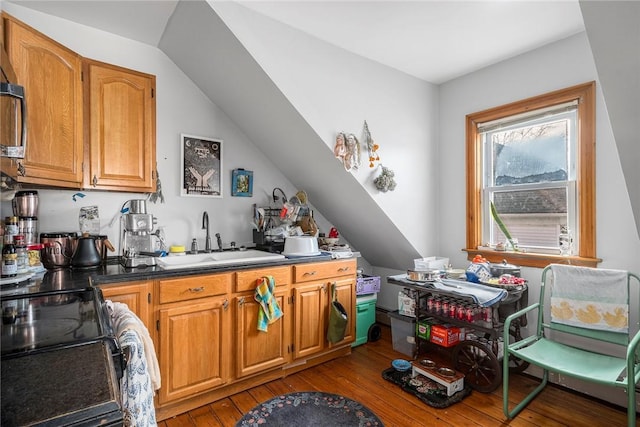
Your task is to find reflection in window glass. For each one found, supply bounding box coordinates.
[482,109,577,253]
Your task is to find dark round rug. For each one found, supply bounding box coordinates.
[235,391,384,426]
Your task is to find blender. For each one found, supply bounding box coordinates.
[120,199,158,268]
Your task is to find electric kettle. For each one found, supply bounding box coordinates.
[71,234,101,269]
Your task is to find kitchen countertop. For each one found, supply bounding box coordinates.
[0,252,345,298]
[0,252,354,425]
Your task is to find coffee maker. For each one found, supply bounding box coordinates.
[120,199,158,268]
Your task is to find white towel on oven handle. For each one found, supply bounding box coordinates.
[106,300,161,391]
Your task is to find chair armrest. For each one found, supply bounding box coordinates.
[503,302,539,331]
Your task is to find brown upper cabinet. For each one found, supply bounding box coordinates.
[84,59,156,192]
[2,14,156,193]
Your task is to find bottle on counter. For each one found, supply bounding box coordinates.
[2,235,18,278]
[13,235,28,274]
[5,216,18,240]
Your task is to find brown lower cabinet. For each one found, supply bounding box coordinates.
[99,259,357,421]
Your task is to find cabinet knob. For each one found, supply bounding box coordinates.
[223,299,229,310]
[238,296,245,306]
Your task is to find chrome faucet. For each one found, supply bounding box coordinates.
[215,233,223,252]
[202,211,212,252]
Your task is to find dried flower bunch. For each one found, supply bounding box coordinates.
[363,120,380,168]
[374,165,397,192]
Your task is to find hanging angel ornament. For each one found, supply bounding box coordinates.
[363,120,380,168]
[343,133,361,172]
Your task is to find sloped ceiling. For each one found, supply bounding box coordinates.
[580,1,640,238]
[4,0,585,84]
[158,0,421,268]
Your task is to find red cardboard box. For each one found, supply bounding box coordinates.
[429,324,460,348]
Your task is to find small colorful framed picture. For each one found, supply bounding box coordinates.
[232,169,253,197]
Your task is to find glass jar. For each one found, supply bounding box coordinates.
[13,235,27,274]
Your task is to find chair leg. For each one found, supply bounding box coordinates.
[504,366,548,419]
[626,382,636,427]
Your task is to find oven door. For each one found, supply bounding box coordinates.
[1,340,123,426]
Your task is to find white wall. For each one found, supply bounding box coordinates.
[211,2,438,309]
[0,3,334,253]
[439,31,640,408]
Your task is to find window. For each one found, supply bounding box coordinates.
[465,82,599,268]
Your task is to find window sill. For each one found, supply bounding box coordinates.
[463,248,601,269]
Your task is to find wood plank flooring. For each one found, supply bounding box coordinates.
[158,325,632,426]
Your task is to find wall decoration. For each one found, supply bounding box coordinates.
[181,134,223,197]
[373,165,397,192]
[334,132,361,172]
[232,169,253,197]
[363,120,380,168]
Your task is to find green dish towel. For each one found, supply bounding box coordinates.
[255,275,283,332]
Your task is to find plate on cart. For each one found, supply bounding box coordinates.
[479,277,527,291]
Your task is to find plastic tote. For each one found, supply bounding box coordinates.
[327,284,348,343]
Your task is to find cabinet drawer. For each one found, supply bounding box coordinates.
[159,273,232,304]
[293,259,357,283]
[235,266,290,292]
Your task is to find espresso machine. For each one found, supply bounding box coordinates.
[120,199,158,268]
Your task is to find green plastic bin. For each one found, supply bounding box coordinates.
[352,294,377,347]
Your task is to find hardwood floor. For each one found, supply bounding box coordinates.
[157,325,632,426]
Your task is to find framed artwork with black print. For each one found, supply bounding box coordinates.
[181,134,223,197]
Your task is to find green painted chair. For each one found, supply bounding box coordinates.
[503,264,640,427]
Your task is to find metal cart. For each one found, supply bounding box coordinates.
[387,275,528,392]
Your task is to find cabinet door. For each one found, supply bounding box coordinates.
[158,296,231,405]
[328,277,356,347]
[85,59,156,192]
[4,15,84,186]
[234,288,290,378]
[293,281,327,359]
[100,281,152,331]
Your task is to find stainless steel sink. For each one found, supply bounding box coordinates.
[154,249,285,270]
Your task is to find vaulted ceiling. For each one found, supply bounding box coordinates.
[5,0,638,249]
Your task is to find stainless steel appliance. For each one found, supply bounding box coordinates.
[1,284,124,426]
[12,190,38,217]
[1,46,27,159]
[120,199,158,268]
[40,232,77,269]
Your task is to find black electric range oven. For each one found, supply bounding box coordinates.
[1,277,125,426]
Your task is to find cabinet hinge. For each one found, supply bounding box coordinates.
[151,88,155,98]
[156,320,160,331]
[148,293,151,304]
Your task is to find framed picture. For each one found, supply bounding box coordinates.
[180,134,223,197]
[232,169,253,197]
